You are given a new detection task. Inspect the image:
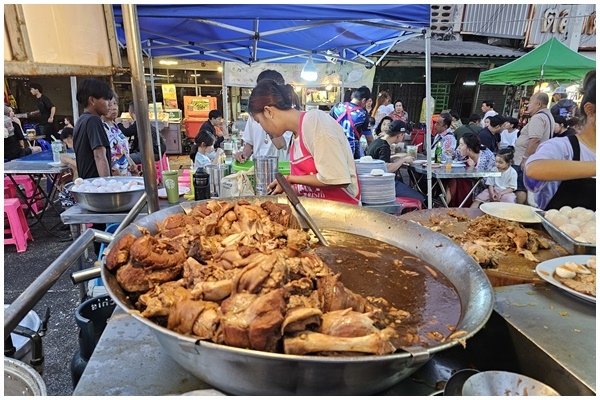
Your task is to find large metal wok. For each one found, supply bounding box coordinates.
[101,196,494,395]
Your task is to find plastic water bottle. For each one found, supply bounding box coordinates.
[434,141,442,164]
[193,167,211,200]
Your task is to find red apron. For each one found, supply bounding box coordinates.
[289,112,360,205]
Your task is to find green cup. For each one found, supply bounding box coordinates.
[162,170,180,204]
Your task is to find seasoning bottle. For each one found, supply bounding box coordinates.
[193,167,211,200]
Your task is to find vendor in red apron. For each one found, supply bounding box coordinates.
[248,80,360,205]
[524,70,596,211]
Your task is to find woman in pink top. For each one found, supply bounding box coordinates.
[248,80,360,205]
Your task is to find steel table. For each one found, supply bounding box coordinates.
[72,283,595,395]
[4,153,69,230]
[408,163,501,207]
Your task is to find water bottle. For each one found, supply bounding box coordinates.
[193,167,211,200]
[222,138,233,165]
[434,141,442,164]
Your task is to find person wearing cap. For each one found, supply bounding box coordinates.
[365,120,425,203]
[550,86,577,120]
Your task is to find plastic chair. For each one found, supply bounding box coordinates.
[395,196,423,215]
[178,168,191,188]
[4,198,33,252]
[4,176,43,214]
[155,153,170,183]
[135,153,169,183]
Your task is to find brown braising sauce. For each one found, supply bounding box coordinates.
[314,230,462,347]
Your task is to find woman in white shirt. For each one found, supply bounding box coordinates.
[372,91,394,127]
[248,80,360,205]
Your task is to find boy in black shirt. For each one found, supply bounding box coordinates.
[73,79,112,179]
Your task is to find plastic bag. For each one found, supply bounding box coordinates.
[219,168,255,198]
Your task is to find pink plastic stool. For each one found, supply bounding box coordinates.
[177,169,191,187]
[4,198,33,252]
[395,196,423,215]
[4,176,42,213]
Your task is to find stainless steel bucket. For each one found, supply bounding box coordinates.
[254,156,278,195]
[4,357,47,396]
[204,164,230,197]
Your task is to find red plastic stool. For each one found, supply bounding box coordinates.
[395,196,423,215]
[4,176,42,214]
[4,198,33,253]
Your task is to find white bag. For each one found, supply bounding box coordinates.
[220,168,255,198]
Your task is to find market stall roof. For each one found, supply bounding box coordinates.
[112,4,431,67]
[478,37,596,85]
[388,38,526,58]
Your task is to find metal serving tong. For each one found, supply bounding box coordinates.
[275,173,329,247]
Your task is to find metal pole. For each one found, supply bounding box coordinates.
[70,76,79,121]
[221,63,229,134]
[5,229,96,338]
[121,4,159,213]
[148,41,164,177]
[425,29,433,209]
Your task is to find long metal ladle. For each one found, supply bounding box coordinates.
[275,173,329,246]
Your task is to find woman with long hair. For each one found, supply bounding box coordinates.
[446,131,496,206]
[371,91,393,127]
[249,80,360,205]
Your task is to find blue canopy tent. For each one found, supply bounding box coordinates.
[113,5,430,66]
[113,4,436,210]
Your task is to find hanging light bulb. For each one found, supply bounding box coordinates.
[301,54,318,82]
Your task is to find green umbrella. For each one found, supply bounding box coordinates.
[479,38,595,86]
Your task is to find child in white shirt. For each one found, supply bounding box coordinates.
[471,148,518,207]
[193,131,223,171]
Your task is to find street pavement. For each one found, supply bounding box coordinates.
[4,206,96,396]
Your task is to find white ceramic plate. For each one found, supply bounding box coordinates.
[480,202,542,223]
[48,161,65,167]
[535,255,596,304]
[411,160,428,165]
[158,186,190,199]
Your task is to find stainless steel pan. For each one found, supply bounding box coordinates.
[102,196,494,395]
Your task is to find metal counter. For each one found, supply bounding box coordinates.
[494,283,595,395]
[73,283,595,396]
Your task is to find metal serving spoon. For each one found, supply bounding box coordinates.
[274,173,329,247]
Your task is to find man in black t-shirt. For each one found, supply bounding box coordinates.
[73,79,112,179]
[27,83,56,141]
[478,115,504,154]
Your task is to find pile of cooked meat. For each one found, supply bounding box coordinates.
[106,200,414,356]
[429,212,554,268]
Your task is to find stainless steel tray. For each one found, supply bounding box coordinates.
[535,210,596,255]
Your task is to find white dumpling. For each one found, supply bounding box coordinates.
[545,209,560,221]
[581,232,596,244]
[559,206,573,218]
[548,213,569,228]
[573,209,595,224]
[560,223,581,239]
[581,222,596,234]
[92,178,107,187]
[73,178,84,186]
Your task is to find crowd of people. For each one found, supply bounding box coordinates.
[5,70,594,213]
